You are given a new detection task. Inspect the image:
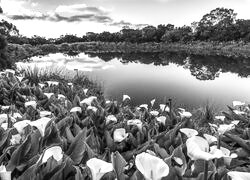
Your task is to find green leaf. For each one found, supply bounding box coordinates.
[111,151,127,180]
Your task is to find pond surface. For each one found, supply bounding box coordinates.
[17,52,250,111]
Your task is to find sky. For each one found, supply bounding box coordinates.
[0,0,250,38]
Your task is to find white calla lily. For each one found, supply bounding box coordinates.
[40,146,63,164]
[40,111,52,117]
[46,81,59,86]
[150,99,156,107]
[215,116,225,121]
[233,110,246,115]
[38,83,45,88]
[1,106,10,110]
[106,115,117,124]
[127,119,143,130]
[5,69,15,75]
[123,95,131,101]
[178,108,192,118]
[203,134,217,145]
[227,171,250,180]
[180,128,198,138]
[0,165,11,180]
[13,120,31,134]
[156,116,166,125]
[139,104,148,110]
[0,114,8,124]
[135,152,169,180]
[113,128,128,142]
[13,113,22,119]
[86,158,113,180]
[87,106,98,113]
[1,123,8,130]
[233,101,245,107]
[70,107,82,113]
[10,134,22,145]
[67,82,73,87]
[16,76,24,82]
[83,88,88,95]
[150,110,159,116]
[28,117,51,137]
[58,94,66,99]
[210,146,237,165]
[218,124,235,135]
[159,104,169,112]
[105,100,111,104]
[80,96,97,106]
[24,101,37,109]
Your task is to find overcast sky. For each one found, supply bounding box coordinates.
[0,0,250,38]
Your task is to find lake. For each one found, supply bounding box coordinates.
[17,52,250,112]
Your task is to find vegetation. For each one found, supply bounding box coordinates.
[0,68,250,180]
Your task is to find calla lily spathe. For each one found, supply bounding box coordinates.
[5,69,15,75]
[233,110,246,115]
[87,106,98,113]
[25,101,37,109]
[40,111,52,117]
[10,134,22,145]
[70,107,82,113]
[156,116,166,125]
[1,106,10,110]
[83,88,88,95]
[58,94,66,99]
[139,104,148,110]
[127,119,143,130]
[106,115,117,124]
[39,146,63,164]
[180,128,198,138]
[159,104,169,112]
[38,83,45,88]
[178,108,192,118]
[13,120,31,134]
[227,171,250,180]
[16,76,24,82]
[150,110,159,116]
[1,123,7,130]
[44,93,54,99]
[28,117,51,137]
[150,99,156,107]
[123,95,131,101]
[135,152,169,180]
[86,158,113,180]
[232,101,245,107]
[203,134,217,145]
[0,165,11,180]
[13,113,22,119]
[80,96,97,106]
[113,128,128,142]
[46,81,59,86]
[215,116,225,121]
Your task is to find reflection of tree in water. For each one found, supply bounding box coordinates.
[85,52,250,81]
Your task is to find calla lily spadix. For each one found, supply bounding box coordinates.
[80,96,97,106]
[156,116,167,125]
[139,104,148,110]
[180,128,198,138]
[159,104,169,112]
[127,119,143,130]
[135,152,169,180]
[24,101,37,109]
[209,121,239,135]
[28,117,51,137]
[150,110,159,116]
[123,95,131,101]
[44,93,54,99]
[39,146,63,164]
[86,158,113,180]
[232,101,245,107]
[13,120,31,134]
[227,171,250,180]
[70,107,82,113]
[150,99,156,107]
[40,111,52,117]
[113,128,128,142]
[106,115,117,124]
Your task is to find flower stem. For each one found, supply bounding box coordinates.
[203,160,208,180]
[215,135,221,169]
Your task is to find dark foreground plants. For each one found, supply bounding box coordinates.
[0,69,250,180]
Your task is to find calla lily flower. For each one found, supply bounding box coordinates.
[105,100,111,104]
[28,117,51,137]
[203,134,217,145]
[227,171,250,180]
[10,134,22,145]
[80,96,97,106]
[67,82,73,87]
[40,111,52,117]
[44,93,54,99]
[13,120,31,134]
[106,115,117,124]
[215,116,225,121]
[135,152,169,180]
[70,107,82,113]
[87,106,98,113]
[0,114,8,124]
[86,158,113,180]
[139,104,148,110]
[159,104,169,112]
[123,95,131,101]
[58,94,66,99]
[1,123,7,130]
[38,83,45,88]
[40,146,63,164]
[13,113,22,119]
[16,76,24,82]
[150,99,156,107]
[1,106,10,110]
[0,165,11,180]
[178,108,192,118]
[113,128,128,142]
[156,116,167,125]
[217,124,236,135]
[83,88,88,95]
[180,128,198,138]
[46,81,59,86]
[210,146,237,165]
[25,101,37,109]
[127,119,143,130]
[5,69,15,75]
[150,111,159,116]
[186,136,222,161]
[233,110,246,115]
[233,101,245,107]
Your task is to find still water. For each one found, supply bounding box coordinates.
[17,52,250,111]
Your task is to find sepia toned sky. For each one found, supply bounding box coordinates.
[0,0,250,37]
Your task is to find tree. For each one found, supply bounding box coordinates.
[0,19,19,36]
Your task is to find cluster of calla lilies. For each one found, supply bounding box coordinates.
[0,69,250,180]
